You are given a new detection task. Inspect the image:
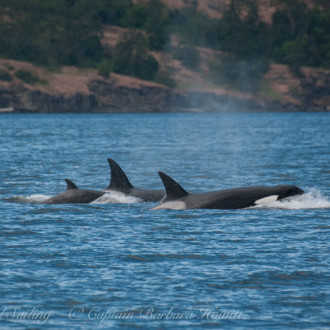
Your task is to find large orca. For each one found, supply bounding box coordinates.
[104,158,165,202]
[43,179,105,204]
[152,172,304,210]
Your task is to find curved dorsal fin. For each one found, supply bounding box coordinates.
[158,172,189,201]
[65,179,78,190]
[107,158,133,191]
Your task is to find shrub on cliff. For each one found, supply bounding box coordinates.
[0,69,12,81]
[97,59,112,78]
[14,69,47,85]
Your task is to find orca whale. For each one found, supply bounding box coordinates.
[152,172,304,210]
[43,179,105,204]
[104,158,165,202]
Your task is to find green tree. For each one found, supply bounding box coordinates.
[0,0,103,67]
[143,0,170,50]
[169,7,210,47]
[97,0,132,25]
[112,31,158,80]
[97,59,112,78]
[121,3,146,28]
[206,0,270,57]
[271,2,330,69]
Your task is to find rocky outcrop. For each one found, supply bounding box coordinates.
[300,67,330,111]
[88,78,176,112]
[11,84,98,113]
[265,64,330,111]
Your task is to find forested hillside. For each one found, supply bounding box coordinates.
[1,0,329,80]
[0,0,329,112]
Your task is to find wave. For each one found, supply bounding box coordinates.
[4,192,141,204]
[5,194,50,204]
[92,192,141,204]
[253,189,330,210]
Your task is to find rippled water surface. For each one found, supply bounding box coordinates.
[0,112,329,329]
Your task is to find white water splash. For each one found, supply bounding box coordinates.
[254,189,330,210]
[92,192,141,204]
[5,192,141,205]
[6,194,51,204]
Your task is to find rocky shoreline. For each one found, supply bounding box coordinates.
[0,60,329,113]
[0,83,324,114]
[0,82,304,114]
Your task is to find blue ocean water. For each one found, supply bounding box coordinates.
[0,112,329,329]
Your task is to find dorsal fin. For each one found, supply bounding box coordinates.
[65,179,78,190]
[158,172,189,201]
[107,158,133,191]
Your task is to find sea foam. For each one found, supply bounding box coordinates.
[254,189,330,210]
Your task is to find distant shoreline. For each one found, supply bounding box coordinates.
[1,60,329,114]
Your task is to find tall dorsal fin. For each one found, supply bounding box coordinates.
[65,179,78,190]
[158,172,189,201]
[107,158,133,191]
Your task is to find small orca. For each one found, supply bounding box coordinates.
[104,158,165,202]
[152,172,304,210]
[43,179,105,204]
